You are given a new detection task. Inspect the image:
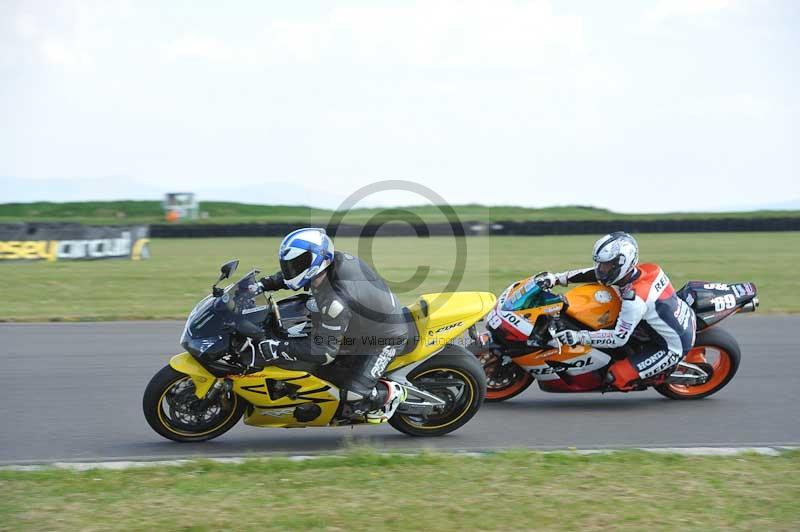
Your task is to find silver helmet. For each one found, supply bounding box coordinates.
[592,232,639,286]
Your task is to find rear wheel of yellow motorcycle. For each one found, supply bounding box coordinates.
[389,348,486,437]
[143,365,245,442]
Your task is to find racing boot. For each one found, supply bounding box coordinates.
[365,380,407,424]
[605,359,640,392]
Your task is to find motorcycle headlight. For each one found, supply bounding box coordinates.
[181,335,227,359]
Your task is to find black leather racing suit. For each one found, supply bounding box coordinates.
[261,251,408,398]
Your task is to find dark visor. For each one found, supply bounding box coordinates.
[595,260,617,275]
[280,251,312,280]
[595,258,621,283]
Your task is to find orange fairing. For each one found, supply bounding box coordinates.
[564,284,621,330]
[513,344,593,367]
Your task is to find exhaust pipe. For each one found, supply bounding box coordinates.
[739,297,759,313]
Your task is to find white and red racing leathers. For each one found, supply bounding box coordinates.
[560,263,696,387]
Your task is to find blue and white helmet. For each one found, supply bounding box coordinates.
[278,228,335,290]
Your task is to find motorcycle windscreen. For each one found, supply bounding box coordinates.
[501,277,562,312]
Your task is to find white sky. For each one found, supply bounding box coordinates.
[1,0,798,212]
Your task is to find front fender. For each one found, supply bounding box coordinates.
[169,352,217,398]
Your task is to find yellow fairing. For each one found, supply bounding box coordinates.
[169,353,338,427]
[168,291,495,429]
[229,368,339,428]
[169,352,216,398]
[388,291,496,372]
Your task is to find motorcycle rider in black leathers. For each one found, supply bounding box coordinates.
[256,227,409,423]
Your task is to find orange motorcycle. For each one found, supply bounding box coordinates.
[471,277,758,401]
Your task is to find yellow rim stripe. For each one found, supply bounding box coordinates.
[156,376,239,437]
[401,367,476,430]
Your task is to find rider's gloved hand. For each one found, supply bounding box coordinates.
[534,271,558,289]
[555,329,591,346]
[259,272,286,292]
[258,339,297,363]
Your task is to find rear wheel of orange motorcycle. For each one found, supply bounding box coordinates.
[471,346,534,402]
[389,347,486,437]
[655,328,741,400]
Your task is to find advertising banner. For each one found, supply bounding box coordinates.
[0,224,150,262]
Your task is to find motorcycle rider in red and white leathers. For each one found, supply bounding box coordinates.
[535,232,696,391]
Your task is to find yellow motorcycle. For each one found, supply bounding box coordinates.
[143,260,495,441]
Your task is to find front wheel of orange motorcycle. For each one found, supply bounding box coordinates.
[470,345,534,402]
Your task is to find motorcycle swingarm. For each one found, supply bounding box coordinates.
[396,384,447,416]
[662,361,710,385]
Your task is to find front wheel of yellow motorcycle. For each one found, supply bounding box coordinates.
[389,348,486,437]
[143,365,245,442]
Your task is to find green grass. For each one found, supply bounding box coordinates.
[2,200,799,224]
[1,450,798,531]
[0,233,796,321]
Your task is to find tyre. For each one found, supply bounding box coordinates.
[389,346,486,437]
[143,365,245,442]
[471,346,534,402]
[655,328,741,400]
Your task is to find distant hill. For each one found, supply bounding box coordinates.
[1,200,799,225]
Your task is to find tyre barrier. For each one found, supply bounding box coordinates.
[146,217,800,238]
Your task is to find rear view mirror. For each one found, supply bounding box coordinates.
[212,259,240,297]
[219,259,239,281]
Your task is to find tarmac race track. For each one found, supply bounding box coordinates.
[1,315,798,464]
